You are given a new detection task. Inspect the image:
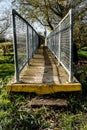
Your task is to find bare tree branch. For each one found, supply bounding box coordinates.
[0,12,10,35]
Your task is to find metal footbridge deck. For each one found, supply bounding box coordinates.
[7,9,81,94]
[7,45,81,94]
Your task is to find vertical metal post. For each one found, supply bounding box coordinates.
[31,28,33,57]
[34,32,36,53]
[12,10,19,82]
[27,25,29,65]
[44,27,47,46]
[32,29,34,56]
[36,35,38,49]
[59,23,61,63]
[33,31,35,54]
[36,35,37,49]
[69,9,73,82]
[37,35,39,48]
[30,29,32,58]
[45,37,47,46]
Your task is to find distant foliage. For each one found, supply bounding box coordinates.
[0,42,13,56]
[13,0,87,49]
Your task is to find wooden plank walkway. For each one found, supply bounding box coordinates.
[7,45,81,94]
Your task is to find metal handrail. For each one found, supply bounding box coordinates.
[12,9,41,82]
[47,9,73,82]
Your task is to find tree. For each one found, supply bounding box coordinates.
[0,12,10,34]
[0,11,10,42]
[73,0,87,49]
[12,0,87,48]
[13,0,86,29]
[12,0,69,30]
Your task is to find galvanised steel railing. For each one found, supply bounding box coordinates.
[12,9,41,82]
[47,9,73,82]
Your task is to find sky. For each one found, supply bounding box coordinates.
[0,0,13,39]
[0,0,50,38]
[0,0,86,38]
[0,0,12,13]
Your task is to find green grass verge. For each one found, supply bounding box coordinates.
[0,43,87,129]
[0,42,13,48]
[0,55,14,63]
[78,49,87,59]
[0,63,14,79]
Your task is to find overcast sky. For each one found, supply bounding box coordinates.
[0,0,12,13]
[0,0,49,36]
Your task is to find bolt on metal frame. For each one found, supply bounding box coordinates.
[12,9,40,82]
[47,9,73,82]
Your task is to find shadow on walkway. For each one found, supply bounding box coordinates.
[42,46,55,84]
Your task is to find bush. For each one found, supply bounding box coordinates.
[0,42,13,56]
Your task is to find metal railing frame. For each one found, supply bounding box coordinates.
[13,9,73,83]
[12,9,40,82]
[47,9,73,82]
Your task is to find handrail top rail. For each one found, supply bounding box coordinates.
[47,9,72,37]
[12,9,39,36]
[56,9,72,28]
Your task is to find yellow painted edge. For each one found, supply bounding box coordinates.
[7,83,82,95]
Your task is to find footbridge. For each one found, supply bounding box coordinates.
[7,9,81,94]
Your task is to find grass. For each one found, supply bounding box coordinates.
[0,42,87,129]
[0,63,14,79]
[0,42,12,49]
[0,43,14,79]
[78,47,87,59]
[78,50,87,59]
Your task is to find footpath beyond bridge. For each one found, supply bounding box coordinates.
[7,9,81,94]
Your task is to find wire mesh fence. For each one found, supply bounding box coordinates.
[47,9,73,82]
[12,9,40,82]
[15,15,27,71]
